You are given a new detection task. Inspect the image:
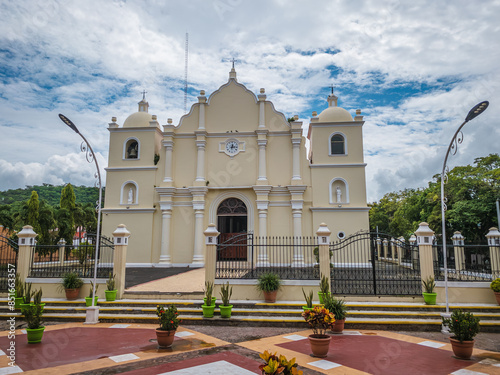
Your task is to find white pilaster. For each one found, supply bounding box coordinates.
[291,138,301,181]
[257,139,267,181]
[160,207,172,266]
[198,90,206,130]
[192,206,205,267]
[163,140,174,183]
[258,88,266,128]
[195,140,206,182]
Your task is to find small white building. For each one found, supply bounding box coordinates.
[102,67,369,267]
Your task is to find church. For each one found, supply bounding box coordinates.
[101,67,369,267]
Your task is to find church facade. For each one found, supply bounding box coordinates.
[102,68,369,266]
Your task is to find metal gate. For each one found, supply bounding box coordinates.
[0,235,18,290]
[216,232,254,278]
[330,232,421,295]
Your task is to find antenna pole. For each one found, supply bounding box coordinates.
[184,33,189,114]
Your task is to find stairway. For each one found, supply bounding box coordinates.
[4,296,500,332]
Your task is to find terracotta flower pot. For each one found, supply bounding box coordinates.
[331,318,345,333]
[156,328,176,348]
[263,290,277,303]
[494,292,500,306]
[65,288,80,300]
[449,337,474,359]
[308,334,331,358]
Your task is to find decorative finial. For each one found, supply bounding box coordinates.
[141,90,147,100]
[231,57,236,69]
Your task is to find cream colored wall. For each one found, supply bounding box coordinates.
[264,102,290,132]
[170,137,197,187]
[435,284,497,304]
[177,104,200,133]
[205,81,259,132]
[205,137,258,187]
[267,136,293,186]
[310,125,364,165]
[310,167,367,207]
[21,280,106,299]
[108,128,159,167]
[169,205,195,264]
[101,212,155,264]
[311,210,369,239]
[267,205,292,236]
[104,170,157,208]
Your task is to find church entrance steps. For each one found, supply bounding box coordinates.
[3,298,499,332]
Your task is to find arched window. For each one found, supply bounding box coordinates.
[121,181,138,205]
[330,133,346,155]
[329,178,349,204]
[124,138,140,159]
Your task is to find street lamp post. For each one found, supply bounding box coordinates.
[58,114,102,324]
[440,101,489,316]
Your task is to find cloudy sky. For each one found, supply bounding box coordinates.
[0,0,499,202]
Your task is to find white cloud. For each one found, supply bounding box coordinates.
[0,0,499,202]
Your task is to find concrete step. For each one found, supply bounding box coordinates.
[3,298,500,331]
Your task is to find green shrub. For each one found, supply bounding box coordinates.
[257,273,282,292]
[322,293,347,320]
[422,276,436,293]
[490,278,500,292]
[442,310,480,343]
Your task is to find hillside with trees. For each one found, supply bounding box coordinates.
[369,154,500,243]
[0,184,103,244]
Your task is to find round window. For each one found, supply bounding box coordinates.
[337,231,346,240]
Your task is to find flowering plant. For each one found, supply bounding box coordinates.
[259,350,303,375]
[302,305,335,336]
[156,304,181,331]
[442,309,480,343]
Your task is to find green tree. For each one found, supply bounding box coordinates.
[37,201,56,245]
[58,184,76,245]
[0,205,13,230]
[27,191,41,234]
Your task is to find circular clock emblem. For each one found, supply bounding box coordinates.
[225,140,239,155]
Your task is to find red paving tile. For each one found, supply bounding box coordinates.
[278,334,474,375]
[3,327,182,371]
[123,352,262,374]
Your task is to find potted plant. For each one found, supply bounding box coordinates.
[21,303,44,344]
[15,273,24,309]
[302,306,335,358]
[85,280,99,307]
[323,293,347,333]
[490,278,500,305]
[155,304,180,348]
[202,281,215,318]
[219,282,233,318]
[318,274,330,304]
[257,272,281,303]
[203,281,216,306]
[422,276,437,305]
[20,282,33,310]
[302,288,313,311]
[59,271,84,300]
[259,350,303,375]
[105,273,117,301]
[32,288,44,309]
[442,309,480,359]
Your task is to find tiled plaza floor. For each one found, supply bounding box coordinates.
[1,323,500,374]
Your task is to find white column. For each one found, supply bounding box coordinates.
[258,88,266,128]
[257,139,267,181]
[192,205,205,267]
[256,204,270,267]
[195,141,206,182]
[198,90,206,129]
[291,138,301,181]
[291,206,304,267]
[163,140,174,183]
[159,209,172,266]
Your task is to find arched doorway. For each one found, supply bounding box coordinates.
[217,198,248,260]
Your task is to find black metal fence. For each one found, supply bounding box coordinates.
[330,233,421,295]
[433,244,495,281]
[29,234,114,278]
[215,234,318,280]
[0,235,18,290]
